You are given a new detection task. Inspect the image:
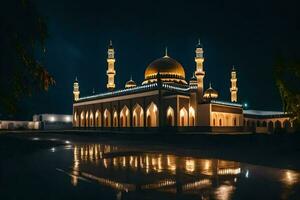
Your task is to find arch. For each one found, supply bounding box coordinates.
[113,110,118,127]
[132,104,144,127]
[256,121,261,127]
[189,106,195,126]
[283,120,291,129]
[218,114,225,126]
[275,120,281,129]
[268,121,274,132]
[233,117,237,126]
[146,102,158,127]
[120,105,130,127]
[262,121,267,127]
[89,111,94,127]
[166,106,175,126]
[85,111,89,127]
[74,111,79,127]
[80,111,85,127]
[95,110,101,127]
[103,109,111,127]
[179,107,188,126]
[212,113,217,126]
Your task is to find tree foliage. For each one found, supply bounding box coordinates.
[274,56,300,129]
[0,0,55,115]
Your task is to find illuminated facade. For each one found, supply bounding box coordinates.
[72,40,293,132]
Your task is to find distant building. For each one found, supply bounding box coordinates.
[0,120,39,130]
[33,114,73,130]
[72,40,293,133]
[244,110,293,133]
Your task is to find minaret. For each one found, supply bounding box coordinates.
[73,77,80,101]
[230,66,238,102]
[106,40,116,91]
[194,39,205,103]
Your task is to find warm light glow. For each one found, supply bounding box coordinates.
[215,185,235,200]
[185,159,195,172]
[282,170,299,186]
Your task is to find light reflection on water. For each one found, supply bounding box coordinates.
[60,144,300,200]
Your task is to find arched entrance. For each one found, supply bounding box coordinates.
[283,120,291,130]
[179,107,188,126]
[120,106,130,127]
[80,111,85,127]
[268,121,274,132]
[212,113,217,126]
[113,110,118,127]
[103,109,111,127]
[275,120,282,132]
[132,104,144,127]
[85,111,89,127]
[166,106,175,126]
[146,102,158,127]
[74,112,79,127]
[189,107,195,126]
[89,111,94,127]
[95,110,101,127]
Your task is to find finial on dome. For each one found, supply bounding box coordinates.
[164,47,168,57]
[209,82,212,88]
[130,75,133,81]
[75,76,78,82]
[198,38,201,45]
[232,65,235,71]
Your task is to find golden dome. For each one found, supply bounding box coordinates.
[203,84,219,101]
[143,55,187,85]
[125,77,137,88]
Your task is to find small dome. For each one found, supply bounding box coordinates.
[203,84,218,101]
[143,55,187,85]
[125,78,137,89]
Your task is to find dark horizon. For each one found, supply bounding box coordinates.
[6,0,300,119]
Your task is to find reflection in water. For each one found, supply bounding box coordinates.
[215,185,235,200]
[70,144,242,199]
[66,144,300,199]
[282,170,299,186]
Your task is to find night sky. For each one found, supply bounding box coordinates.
[24,0,300,118]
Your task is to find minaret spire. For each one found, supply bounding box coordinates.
[194,39,205,103]
[230,65,238,102]
[73,76,80,101]
[106,40,116,91]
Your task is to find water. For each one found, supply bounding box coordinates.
[1,143,300,200]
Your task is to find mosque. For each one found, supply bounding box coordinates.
[72,40,292,133]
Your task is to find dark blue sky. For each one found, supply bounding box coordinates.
[26,0,300,116]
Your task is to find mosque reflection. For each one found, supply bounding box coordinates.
[70,144,243,199]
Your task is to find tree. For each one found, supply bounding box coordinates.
[0,0,55,115]
[274,56,300,130]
